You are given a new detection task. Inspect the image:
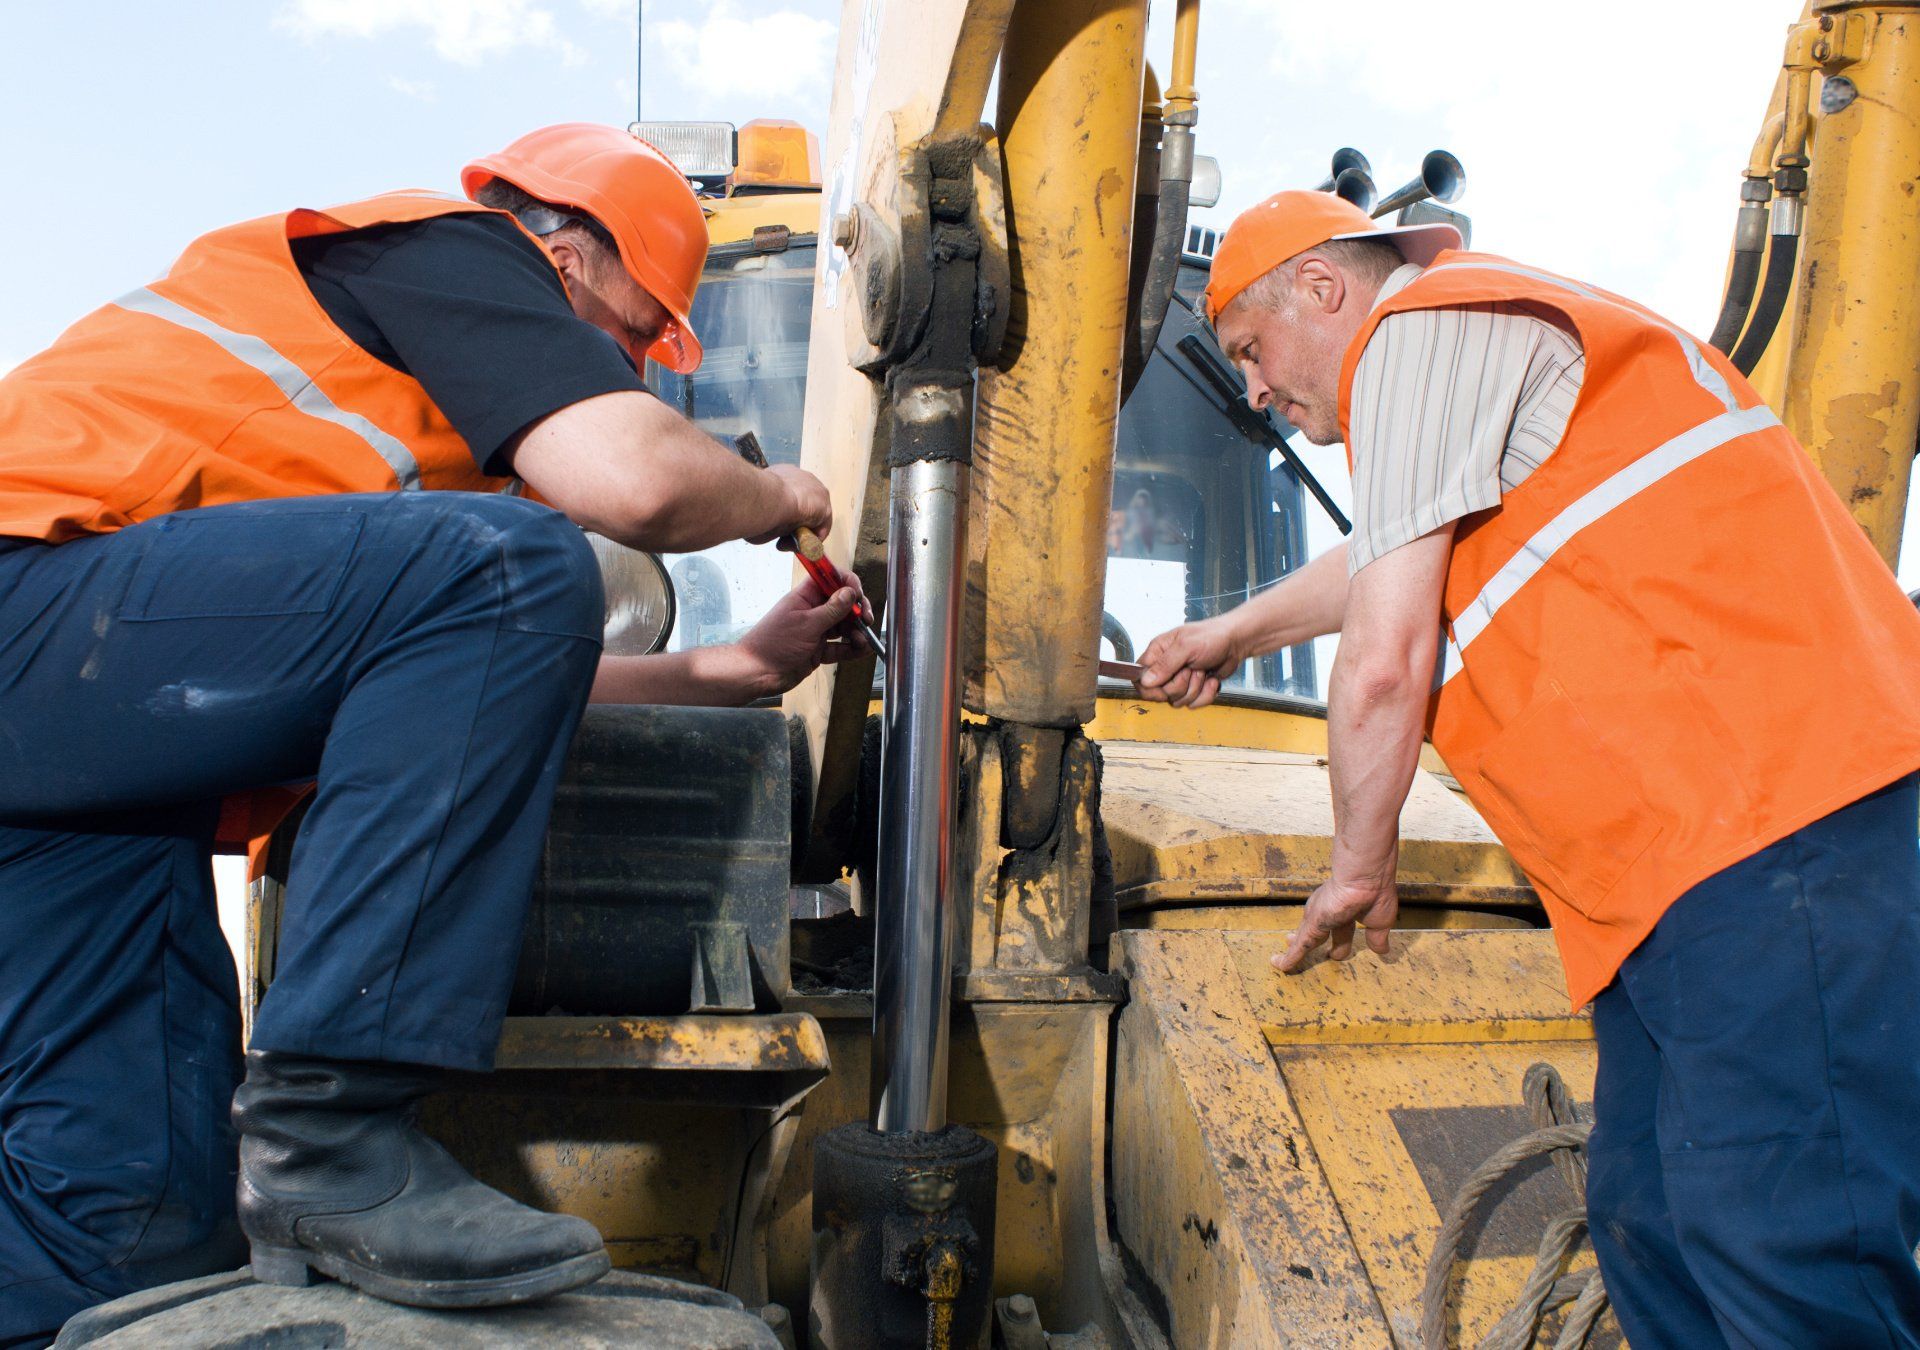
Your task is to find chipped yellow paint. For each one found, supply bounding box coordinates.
[1099,740,1537,914]
[1113,929,1602,1348]
[1232,929,1588,1043]
[494,1013,831,1074]
[971,0,1150,726]
[1780,4,1920,566]
[1134,904,1533,933]
[1279,1043,1600,1347]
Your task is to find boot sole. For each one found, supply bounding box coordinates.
[251,1241,612,1309]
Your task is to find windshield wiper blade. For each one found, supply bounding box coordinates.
[1175,334,1352,536]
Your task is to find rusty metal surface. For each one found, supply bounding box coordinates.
[1100,741,1535,913]
[1110,929,1607,1348]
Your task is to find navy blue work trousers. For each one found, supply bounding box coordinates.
[0,493,601,1343]
[1586,772,1920,1348]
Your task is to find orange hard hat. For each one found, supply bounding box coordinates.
[462,123,707,374]
[1203,189,1461,324]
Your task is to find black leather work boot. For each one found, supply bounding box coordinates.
[232,1050,610,1308]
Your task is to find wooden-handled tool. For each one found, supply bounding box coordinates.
[731,432,887,660]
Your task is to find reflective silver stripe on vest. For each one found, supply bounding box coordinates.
[111,286,423,490]
[1435,402,1781,690]
[1418,260,1761,691]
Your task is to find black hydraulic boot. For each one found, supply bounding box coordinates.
[232,1050,610,1308]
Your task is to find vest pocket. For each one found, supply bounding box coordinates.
[1473,683,1662,918]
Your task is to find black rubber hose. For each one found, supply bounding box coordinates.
[1708,241,1765,354]
[1731,231,1799,375]
[1121,125,1194,402]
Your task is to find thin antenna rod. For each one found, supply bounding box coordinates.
[635,0,643,121]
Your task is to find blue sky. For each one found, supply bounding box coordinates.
[9,2,1904,585]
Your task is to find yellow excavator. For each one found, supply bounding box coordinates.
[62,1,1920,1345]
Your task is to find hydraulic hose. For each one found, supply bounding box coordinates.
[1121,0,1198,403]
[1121,128,1193,400]
[1708,200,1768,354]
[1731,222,1799,376]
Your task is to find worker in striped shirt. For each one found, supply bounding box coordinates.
[1134,189,1920,1348]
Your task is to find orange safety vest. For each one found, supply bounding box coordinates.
[0,190,564,862]
[0,190,546,543]
[1337,250,1920,1007]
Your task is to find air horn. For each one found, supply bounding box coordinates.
[1370,149,1465,219]
[1315,147,1376,212]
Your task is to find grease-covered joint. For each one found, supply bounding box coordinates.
[810,1122,998,1350]
[881,135,986,468]
[885,373,973,467]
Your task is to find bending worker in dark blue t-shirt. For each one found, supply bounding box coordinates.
[0,123,861,1340]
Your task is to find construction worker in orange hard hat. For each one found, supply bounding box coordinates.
[0,122,869,1339]
[1135,188,1920,1347]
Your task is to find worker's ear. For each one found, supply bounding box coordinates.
[1295,256,1345,317]
[542,234,588,287]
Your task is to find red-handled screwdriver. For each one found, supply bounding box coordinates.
[732,432,887,660]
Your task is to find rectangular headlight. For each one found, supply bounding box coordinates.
[629,121,737,179]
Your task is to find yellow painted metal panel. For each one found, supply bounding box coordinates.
[1277,1041,1601,1348]
[1227,929,1587,1043]
[972,0,1149,726]
[1099,741,1535,911]
[703,194,822,246]
[1112,930,1604,1348]
[1783,4,1920,565]
[1088,697,1333,753]
[1112,930,1392,1346]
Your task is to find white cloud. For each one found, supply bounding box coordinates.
[655,1,834,101]
[277,0,584,66]
[386,75,438,101]
[1202,0,1783,332]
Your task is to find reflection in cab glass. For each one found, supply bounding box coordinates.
[652,244,1322,700]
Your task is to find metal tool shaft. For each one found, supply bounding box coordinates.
[870,456,968,1133]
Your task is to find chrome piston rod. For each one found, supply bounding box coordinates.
[870,453,969,1134]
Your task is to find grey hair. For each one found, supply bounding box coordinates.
[470,179,618,255]
[1236,236,1406,313]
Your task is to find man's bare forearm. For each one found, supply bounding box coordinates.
[590,649,769,707]
[1224,541,1350,657]
[1323,526,1453,886]
[1325,649,1428,885]
[510,391,805,552]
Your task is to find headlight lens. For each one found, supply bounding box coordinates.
[586,532,676,656]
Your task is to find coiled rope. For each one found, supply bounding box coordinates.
[1419,1063,1612,1350]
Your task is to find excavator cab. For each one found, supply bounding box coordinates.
[643,217,1320,700]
